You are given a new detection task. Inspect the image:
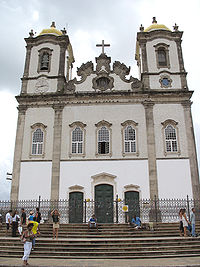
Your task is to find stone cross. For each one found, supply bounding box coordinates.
[96,40,110,54]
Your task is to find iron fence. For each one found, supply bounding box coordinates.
[0,196,199,223]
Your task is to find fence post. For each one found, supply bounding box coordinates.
[187,195,190,221]
[38,195,41,210]
[116,195,118,224]
[84,199,87,223]
[154,195,158,223]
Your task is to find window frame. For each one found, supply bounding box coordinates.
[154,43,170,69]
[30,123,47,158]
[69,121,86,158]
[95,120,112,157]
[37,47,53,73]
[161,119,181,156]
[121,120,139,157]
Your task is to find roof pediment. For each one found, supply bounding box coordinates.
[64,53,142,94]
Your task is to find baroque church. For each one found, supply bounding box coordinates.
[11,18,200,209]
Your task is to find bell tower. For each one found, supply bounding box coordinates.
[21,22,74,95]
[135,17,187,91]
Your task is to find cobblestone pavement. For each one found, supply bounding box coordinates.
[0,257,200,267]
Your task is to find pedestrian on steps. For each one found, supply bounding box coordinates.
[51,209,60,240]
[182,208,189,237]
[179,209,184,236]
[21,223,34,266]
[190,208,196,237]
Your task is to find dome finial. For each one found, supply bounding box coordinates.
[140,24,144,32]
[173,23,179,32]
[152,17,157,24]
[51,22,56,28]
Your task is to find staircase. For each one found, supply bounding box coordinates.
[0,223,200,259]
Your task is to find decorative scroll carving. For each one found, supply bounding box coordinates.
[131,78,143,90]
[65,79,76,92]
[77,61,94,78]
[113,61,130,80]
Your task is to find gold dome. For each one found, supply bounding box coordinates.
[144,17,171,32]
[38,22,63,36]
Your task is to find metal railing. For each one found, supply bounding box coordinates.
[0,196,199,223]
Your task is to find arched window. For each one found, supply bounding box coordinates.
[154,43,170,69]
[69,121,86,157]
[72,127,83,154]
[164,124,178,152]
[124,125,136,153]
[38,48,53,73]
[32,128,44,155]
[98,126,110,154]
[40,52,49,70]
[158,48,167,66]
[121,120,138,156]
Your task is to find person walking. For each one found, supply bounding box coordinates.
[12,210,20,237]
[34,207,41,224]
[179,209,184,236]
[51,209,60,240]
[21,223,34,266]
[21,208,26,230]
[5,210,12,236]
[182,208,189,237]
[190,208,196,237]
[28,217,40,250]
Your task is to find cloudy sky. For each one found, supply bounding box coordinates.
[0,0,200,200]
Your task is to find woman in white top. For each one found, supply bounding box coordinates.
[182,208,189,237]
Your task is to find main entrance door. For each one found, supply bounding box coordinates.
[125,191,140,222]
[69,192,83,223]
[95,184,113,223]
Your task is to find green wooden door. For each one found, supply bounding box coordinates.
[125,191,140,222]
[69,192,83,223]
[95,184,113,223]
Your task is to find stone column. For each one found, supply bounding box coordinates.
[10,105,27,201]
[143,101,159,199]
[182,101,200,200]
[50,104,64,201]
[176,40,188,89]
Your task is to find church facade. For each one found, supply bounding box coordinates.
[11,19,200,207]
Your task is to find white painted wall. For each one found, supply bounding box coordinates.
[22,107,54,160]
[153,104,188,158]
[59,160,150,200]
[19,162,52,200]
[75,73,132,93]
[61,103,147,159]
[157,159,192,199]
[149,74,182,89]
[29,43,60,77]
[146,39,180,73]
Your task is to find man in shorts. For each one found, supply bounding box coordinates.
[51,209,60,240]
[5,210,12,236]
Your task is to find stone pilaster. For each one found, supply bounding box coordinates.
[176,40,188,89]
[21,44,32,94]
[10,105,27,201]
[143,101,159,199]
[140,42,149,89]
[50,104,64,201]
[57,44,67,92]
[182,101,200,200]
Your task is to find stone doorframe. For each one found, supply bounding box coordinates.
[67,185,85,200]
[123,184,141,199]
[91,172,117,200]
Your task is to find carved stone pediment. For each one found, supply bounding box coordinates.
[68,185,84,191]
[92,72,114,91]
[96,53,111,73]
[65,79,76,92]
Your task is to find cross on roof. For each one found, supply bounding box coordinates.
[96,40,110,54]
